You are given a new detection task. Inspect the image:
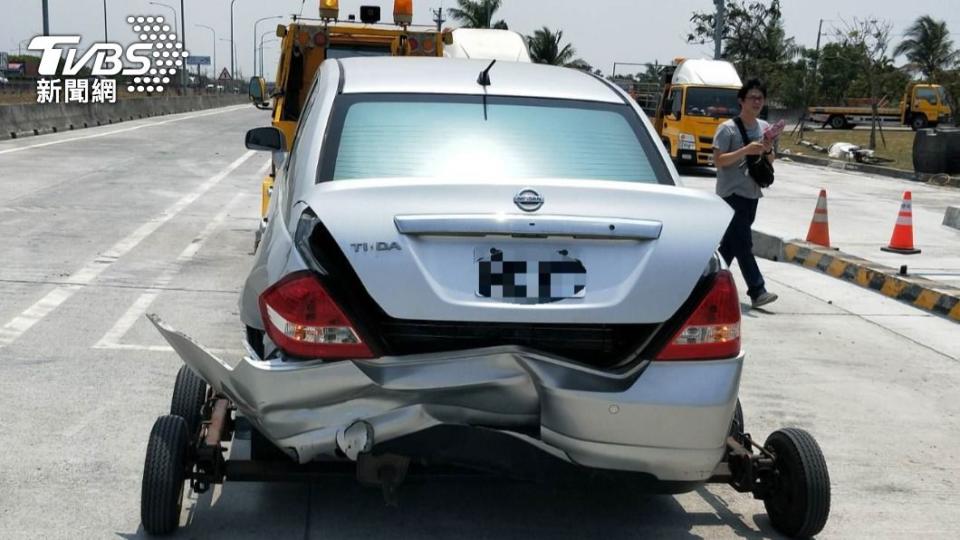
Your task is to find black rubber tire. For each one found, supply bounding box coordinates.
[170,365,207,436]
[829,115,847,129]
[911,115,928,131]
[250,426,291,462]
[763,428,831,539]
[729,399,744,436]
[141,415,190,536]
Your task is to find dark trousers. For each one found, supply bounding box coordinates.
[719,194,766,300]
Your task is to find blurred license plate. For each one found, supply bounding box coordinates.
[475,247,586,303]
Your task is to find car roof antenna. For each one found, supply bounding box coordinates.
[477,59,496,86]
[477,60,496,121]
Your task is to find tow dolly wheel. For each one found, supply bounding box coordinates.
[170,365,208,435]
[141,415,190,536]
[763,428,831,538]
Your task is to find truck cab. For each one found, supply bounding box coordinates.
[900,83,952,130]
[653,59,742,167]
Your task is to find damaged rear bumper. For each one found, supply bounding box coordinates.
[149,314,743,482]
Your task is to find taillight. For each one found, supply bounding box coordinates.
[258,271,375,359]
[655,270,741,361]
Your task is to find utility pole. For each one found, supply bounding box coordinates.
[431,6,445,32]
[794,19,825,140]
[42,0,50,36]
[180,0,187,90]
[793,19,823,140]
[103,0,109,41]
[713,0,724,60]
[811,19,824,103]
[230,0,238,80]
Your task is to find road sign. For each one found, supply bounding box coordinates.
[185,55,211,66]
[218,67,231,81]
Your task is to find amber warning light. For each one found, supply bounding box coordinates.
[320,0,339,20]
[394,0,413,25]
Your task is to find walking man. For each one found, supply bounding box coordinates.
[712,78,778,308]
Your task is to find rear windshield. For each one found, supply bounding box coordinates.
[685,87,739,118]
[319,94,669,184]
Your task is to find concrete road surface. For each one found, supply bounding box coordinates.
[0,106,958,539]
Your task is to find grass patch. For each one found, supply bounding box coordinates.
[779,129,916,172]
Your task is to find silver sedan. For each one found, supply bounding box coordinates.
[142,57,830,539]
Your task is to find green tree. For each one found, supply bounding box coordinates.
[447,0,508,30]
[687,0,799,85]
[893,16,958,80]
[525,27,577,66]
[815,42,867,104]
[833,18,896,149]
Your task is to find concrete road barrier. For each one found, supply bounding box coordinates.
[0,94,248,140]
[945,206,960,230]
[774,239,960,322]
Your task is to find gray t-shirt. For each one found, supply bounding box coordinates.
[713,118,769,199]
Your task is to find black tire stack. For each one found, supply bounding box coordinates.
[940,127,960,174]
[913,129,948,174]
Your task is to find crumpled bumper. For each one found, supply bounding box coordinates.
[149,314,743,482]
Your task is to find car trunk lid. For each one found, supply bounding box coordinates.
[301,178,731,324]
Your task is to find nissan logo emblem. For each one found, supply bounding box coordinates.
[514,189,544,212]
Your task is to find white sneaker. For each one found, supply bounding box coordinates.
[751,291,778,308]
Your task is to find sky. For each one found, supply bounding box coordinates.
[3,0,960,80]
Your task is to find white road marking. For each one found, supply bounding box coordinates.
[62,403,110,439]
[0,151,256,349]
[93,191,246,350]
[94,158,268,349]
[0,104,249,156]
[63,343,244,439]
[91,342,243,355]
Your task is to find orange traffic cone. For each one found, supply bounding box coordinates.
[805,189,831,248]
[881,191,921,254]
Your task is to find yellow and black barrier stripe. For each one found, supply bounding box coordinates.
[782,240,960,323]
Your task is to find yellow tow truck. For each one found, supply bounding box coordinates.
[807,83,952,131]
[651,58,743,167]
[249,1,531,248]
[250,0,444,248]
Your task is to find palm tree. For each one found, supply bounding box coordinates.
[447,0,508,30]
[526,27,577,66]
[894,16,959,80]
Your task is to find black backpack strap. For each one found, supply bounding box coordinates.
[733,116,753,148]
